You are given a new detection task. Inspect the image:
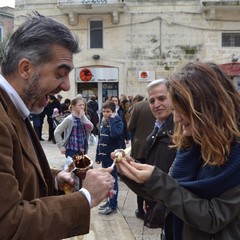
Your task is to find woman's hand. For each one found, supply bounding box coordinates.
[117,160,154,184]
[111,151,154,184]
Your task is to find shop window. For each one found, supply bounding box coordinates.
[222,33,240,47]
[102,82,118,102]
[89,20,103,49]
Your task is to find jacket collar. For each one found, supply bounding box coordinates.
[0,75,29,119]
[156,114,174,136]
[0,88,48,186]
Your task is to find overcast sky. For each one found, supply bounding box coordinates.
[0,0,15,8]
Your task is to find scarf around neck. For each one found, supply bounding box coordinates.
[170,142,240,240]
[171,142,240,199]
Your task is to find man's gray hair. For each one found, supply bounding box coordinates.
[146,78,167,95]
[1,12,80,76]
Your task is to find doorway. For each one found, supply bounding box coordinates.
[77,83,98,102]
[102,82,118,102]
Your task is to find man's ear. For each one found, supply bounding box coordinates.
[18,58,34,81]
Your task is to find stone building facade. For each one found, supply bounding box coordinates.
[0,7,14,64]
[13,0,240,102]
[0,7,14,41]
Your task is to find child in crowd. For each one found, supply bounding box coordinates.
[52,108,60,118]
[96,101,124,215]
[54,96,93,159]
[110,96,131,148]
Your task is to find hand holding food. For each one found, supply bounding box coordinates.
[113,149,125,163]
[117,160,154,184]
[56,170,74,193]
[72,152,93,177]
[83,168,115,208]
[111,148,131,168]
[63,183,74,194]
[110,148,154,183]
[62,151,94,194]
[110,148,132,166]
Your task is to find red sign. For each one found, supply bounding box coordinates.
[140,71,148,78]
[79,68,93,82]
[138,71,155,82]
[220,62,240,76]
[76,67,118,82]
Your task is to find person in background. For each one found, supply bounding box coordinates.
[128,95,134,105]
[0,13,114,239]
[143,79,176,229]
[115,61,240,240]
[61,98,71,116]
[110,96,131,149]
[45,94,61,144]
[104,96,111,103]
[52,107,61,129]
[52,107,60,118]
[96,101,124,215]
[57,94,63,103]
[30,111,45,141]
[120,93,128,103]
[54,96,93,158]
[87,94,99,136]
[133,94,144,104]
[120,94,131,123]
[128,94,145,115]
[128,98,155,220]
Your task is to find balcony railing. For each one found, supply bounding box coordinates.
[201,0,240,7]
[201,0,240,21]
[58,0,125,5]
[57,0,126,25]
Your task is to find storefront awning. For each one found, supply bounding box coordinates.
[220,62,240,77]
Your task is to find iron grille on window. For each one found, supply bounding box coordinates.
[58,0,124,4]
[222,33,240,47]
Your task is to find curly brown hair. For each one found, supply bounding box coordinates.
[167,61,240,165]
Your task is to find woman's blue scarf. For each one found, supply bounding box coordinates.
[170,142,240,239]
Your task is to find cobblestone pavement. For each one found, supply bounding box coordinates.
[41,133,162,240]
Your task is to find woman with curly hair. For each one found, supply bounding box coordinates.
[115,61,240,240]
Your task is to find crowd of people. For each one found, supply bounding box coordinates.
[31,67,240,231]
[1,11,240,240]
[31,91,143,147]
